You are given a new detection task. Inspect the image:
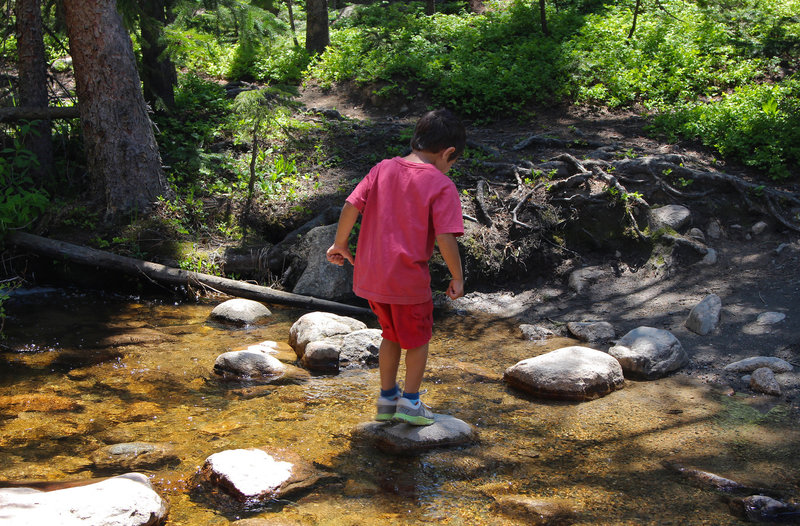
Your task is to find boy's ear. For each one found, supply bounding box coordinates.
[441,146,457,161]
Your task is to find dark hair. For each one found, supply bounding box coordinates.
[410,109,466,162]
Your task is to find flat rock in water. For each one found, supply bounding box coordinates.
[493,494,575,525]
[354,414,477,454]
[503,346,624,400]
[566,321,615,342]
[608,327,688,379]
[289,311,367,358]
[0,472,169,526]
[91,442,180,472]
[210,299,272,326]
[195,448,322,507]
[685,294,722,335]
[723,356,794,373]
[301,329,382,371]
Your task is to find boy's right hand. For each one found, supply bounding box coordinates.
[326,244,355,266]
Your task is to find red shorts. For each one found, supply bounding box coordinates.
[368,299,434,349]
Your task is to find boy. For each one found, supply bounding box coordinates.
[326,109,466,426]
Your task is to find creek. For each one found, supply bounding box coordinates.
[1,289,797,525]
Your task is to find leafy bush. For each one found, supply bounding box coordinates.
[652,75,800,180]
[0,123,51,234]
[163,26,234,77]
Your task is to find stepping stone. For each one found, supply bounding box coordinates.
[608,327,688,379]
[353,414,477,454]
[210,298,272,326]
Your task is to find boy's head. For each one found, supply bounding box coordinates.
[410,109,466,162]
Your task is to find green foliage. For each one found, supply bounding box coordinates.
[306,1,569,115]
[163,26,234,77]
[652,75,800,179]
[0,123,51,234]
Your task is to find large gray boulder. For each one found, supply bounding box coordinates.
[301,329,382,372]
[210,298,272,326]
[685,294,722,335]
[608,327,688,379]
[91,442,180,472]
[289,311,367,358]
[354,414,477,454]
[195,448,322,507]
[503,346,624,400]
[0,473,168,525]
[292,224,354,301]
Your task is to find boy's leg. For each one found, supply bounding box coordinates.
[402,343,429,394]
[379,338,402,391]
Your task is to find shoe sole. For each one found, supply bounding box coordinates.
[375,413,394,421]
[393,412,434,426]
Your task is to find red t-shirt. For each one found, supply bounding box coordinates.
[346,157,464,304]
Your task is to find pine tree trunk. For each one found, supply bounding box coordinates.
[15,0,54,183]
[140,0,177,110]
[305,0,329,55]
[62,0,169,217]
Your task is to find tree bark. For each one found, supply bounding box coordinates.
[63,0,169,217]
[8,231,372,316]
[140,0,177,110]
[15,0,54,182]
[538,0,550,36]
[305,0,329,55]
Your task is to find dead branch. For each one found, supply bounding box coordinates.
[0,106,80,122]
[475,179,494,227]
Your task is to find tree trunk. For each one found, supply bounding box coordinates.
[628,0,641,39]
[15,0,54,183]
[140,0,177,110]
[468,0,486,14]
[426,0,435,15]
[62,0,169,218]
[538,0,550,36]
[305,0,329,55]
[7,231,372,317]
[0,106,80,122]
[286,0,299,47]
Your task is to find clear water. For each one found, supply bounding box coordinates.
[1,289,797,525]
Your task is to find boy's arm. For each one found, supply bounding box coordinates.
[435,233,464,300]
[326,202,360,266]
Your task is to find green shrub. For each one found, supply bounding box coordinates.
[0,123,51,234]
[652,75,800,180]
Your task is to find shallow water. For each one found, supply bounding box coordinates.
[1,289,798,525]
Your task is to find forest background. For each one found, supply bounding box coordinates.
[1,0,799,328]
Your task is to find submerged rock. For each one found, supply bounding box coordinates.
[210,298,272,326]
[354,415,477,454]
[685,294,722,335]
[739,495,800,523]
[0,472,169,525]
[608,327,688,379]
[0,394,82,417]
[91,442,180,472]
[503,346,624,400]
[195,448,322,509]
[493,494,575,525]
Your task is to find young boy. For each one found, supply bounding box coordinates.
[326,109,466,426]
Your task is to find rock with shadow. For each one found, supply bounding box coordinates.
[608,327,688,379]
[504,346,624,400]
[289,312,380,372]
[194,447,325,512]
[209,298,272,326]
[353,414,478,454]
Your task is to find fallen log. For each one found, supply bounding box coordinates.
[7,231,372,317]
[0,106,80,122]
